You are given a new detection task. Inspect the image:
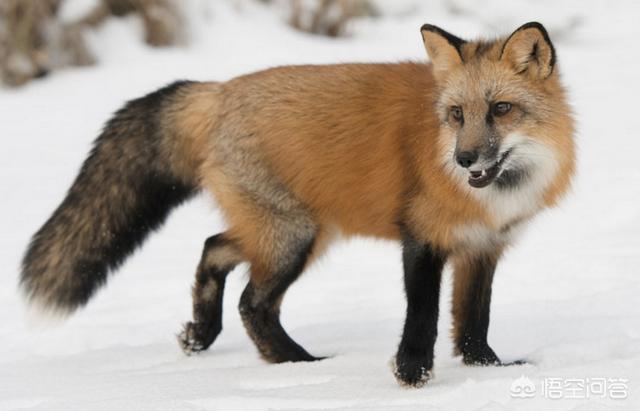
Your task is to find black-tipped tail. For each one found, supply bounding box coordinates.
[21,81,200,313]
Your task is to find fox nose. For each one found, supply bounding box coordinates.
[456,151,478,168]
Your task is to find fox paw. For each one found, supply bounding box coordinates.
[177,322,208,355]
[461,343,525,366]
[462,347,501,366]
[392,356,434,388]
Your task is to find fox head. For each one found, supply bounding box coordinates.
[421,22,574,196]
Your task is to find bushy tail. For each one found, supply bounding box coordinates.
[21,81,206,314]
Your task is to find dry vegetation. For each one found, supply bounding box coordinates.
[287,0,376,37]
[0,0,374,87]
[0,0,182,87]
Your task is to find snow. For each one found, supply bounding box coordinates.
[1,0,639,409]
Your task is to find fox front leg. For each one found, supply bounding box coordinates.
[451,251,525,366]
[393,230,446,387]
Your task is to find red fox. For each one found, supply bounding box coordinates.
[21,22,575,387]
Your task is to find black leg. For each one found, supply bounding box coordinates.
[394,230,446,387]
[178,234,242,354]
[239,237,321,363]
[451,252,521,366]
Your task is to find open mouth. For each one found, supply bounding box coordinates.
[467,150,511,188]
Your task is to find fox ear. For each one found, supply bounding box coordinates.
[501,22,556,79]
[421,24,466,81]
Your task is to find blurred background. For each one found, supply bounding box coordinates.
[1,1,639,410]
[1,0,586,88]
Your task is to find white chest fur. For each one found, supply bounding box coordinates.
[453,220,528,252]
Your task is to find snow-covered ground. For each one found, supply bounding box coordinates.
[1,0,639,409]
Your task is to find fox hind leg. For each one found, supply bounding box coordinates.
[178,233,243,355]
[231,205,321,363]
[238,235,321,363]
[202,131,322,362]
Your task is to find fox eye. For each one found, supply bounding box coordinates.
[492,102,512,117]
[450,106,463,122]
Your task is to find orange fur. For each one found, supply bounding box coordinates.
[184,64,573,261]
[171,30,575,280]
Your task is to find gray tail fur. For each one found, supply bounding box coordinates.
[21,81,201,314]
